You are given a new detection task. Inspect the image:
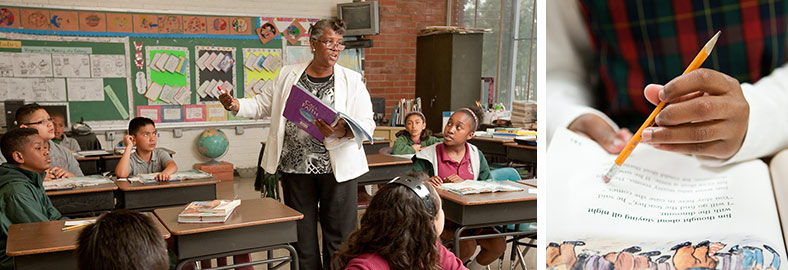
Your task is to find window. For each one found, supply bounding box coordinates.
[451,0,537,108]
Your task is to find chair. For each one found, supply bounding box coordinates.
[491,167,521,181]
[490,167,534,270]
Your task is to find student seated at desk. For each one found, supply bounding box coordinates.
[333,172,467,270]
[0,128,66,270]
[77,209,168,270]
[115,117,177,180]
[412,107,503,270]
[391,111,442,155]
[50,112,81,152]
[16,103,83,179]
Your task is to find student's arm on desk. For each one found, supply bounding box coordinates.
[1,184,64,222]
[155,150,177,181]
[114,135,134,178]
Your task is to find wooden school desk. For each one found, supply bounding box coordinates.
[504,142,536,163]
[357,154,413,185]
[115,177,219,211]
[73,155,101,175]
[469,136,515,160]
[74,147,176,174]
[436,187,537,257]
[6,212,169,270]
[46,182,117,217]
[155,198,303,270]
[363,139,390,154]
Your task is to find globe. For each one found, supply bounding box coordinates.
[197,129,229,163]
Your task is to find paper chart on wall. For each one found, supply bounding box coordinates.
[89,54,126,78]
[146,46,190,105]
[52,54,91,77]
[195,46,236,104]
[1,77,67,101]
[546,129,786,270]
[0,53,14,77]
[13,53,53,77]
[66,78,104,101]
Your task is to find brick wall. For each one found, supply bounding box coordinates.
[364,0,447,116]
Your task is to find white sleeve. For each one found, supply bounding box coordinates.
[545,0,618,146]
[697,64,788,166]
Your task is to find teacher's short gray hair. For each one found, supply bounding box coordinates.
[309,18,346,40]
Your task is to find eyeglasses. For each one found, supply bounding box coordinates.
[23,117,54,126]
[313,39,345,50]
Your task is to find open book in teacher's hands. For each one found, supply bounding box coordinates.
[546,129,785,270]
[283,85,372,149]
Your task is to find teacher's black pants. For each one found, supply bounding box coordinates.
[281,173,358,270]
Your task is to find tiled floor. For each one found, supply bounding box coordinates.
[208,176,536,270]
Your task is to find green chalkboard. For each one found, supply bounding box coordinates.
[0,35,131,122]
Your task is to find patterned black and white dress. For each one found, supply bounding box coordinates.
[278,72,335,174]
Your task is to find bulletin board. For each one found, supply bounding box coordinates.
[0,5,323,127]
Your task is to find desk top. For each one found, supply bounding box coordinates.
[6,212,169,256]
[516,179,537,188]
[115,177,219,191]
[366,154,412,167]
[437,186,536,206]
[504,142,536,150]
[261,139,391,145]
[74,147,176,160]
[74,156,100,161]
[46,183,118,196]
[154,198,303,236]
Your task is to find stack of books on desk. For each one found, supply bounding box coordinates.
[178,200,241,223]
[439,180,524,195]
[511,100,536,129]
[43,175,114,191]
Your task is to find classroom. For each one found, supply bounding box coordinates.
[0,0,536,269]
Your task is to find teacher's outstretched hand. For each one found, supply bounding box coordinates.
[219,91,239,114]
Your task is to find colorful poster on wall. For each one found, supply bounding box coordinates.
[283,20,305,45]
[195,46,236,103]
[106,13,132,32]
[145,46,190,105]
[230,17,251,35]
[256,20,279,44]
[136,105,161,122]
[21,9,50,30]
[157,15,182,34]
[48,10,78,31]
[184,104,206,122]
[0,8,19,28]
[183,16,206,34]
[205,103,227,121]
[242,48,281,97]
[133,14,158,33]
[78,11,106,32]
[207,17,229,35]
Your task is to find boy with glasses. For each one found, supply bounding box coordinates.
[115,117,177,181]
[12,103,83,178]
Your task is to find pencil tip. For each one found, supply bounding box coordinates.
[705,31,721,54]
[602,176,610,183]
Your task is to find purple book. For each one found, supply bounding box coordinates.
[283,85,338,141]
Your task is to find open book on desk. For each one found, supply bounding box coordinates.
[546,129,786,270]
[283,85,372,149]
[44,175,114,191]
[129,169,212,184]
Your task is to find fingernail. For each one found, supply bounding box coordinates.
[658,88,666,101]
[612,138,625,148]
[641,128,653,142]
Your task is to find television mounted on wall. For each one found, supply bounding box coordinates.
[337,1,380,36]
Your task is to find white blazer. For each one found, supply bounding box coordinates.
[235,62,375,182]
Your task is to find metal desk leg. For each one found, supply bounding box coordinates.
[454,226,469,257]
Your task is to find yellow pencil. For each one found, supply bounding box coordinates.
[602,31,720,183]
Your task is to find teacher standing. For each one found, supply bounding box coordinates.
[219,18,375,270]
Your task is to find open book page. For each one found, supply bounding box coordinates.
[547,129,786,270]
[439,180,524,195]
[44,175,114,190]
